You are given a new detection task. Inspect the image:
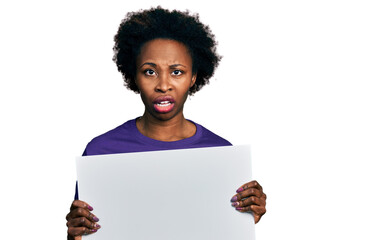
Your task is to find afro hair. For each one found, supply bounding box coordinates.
[113,6,221,95]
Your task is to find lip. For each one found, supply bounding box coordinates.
[153,95,175,113]
[153,95,176,104]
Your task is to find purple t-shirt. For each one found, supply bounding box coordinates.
[75,117,231,199]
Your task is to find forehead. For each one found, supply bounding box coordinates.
[137,38,192,66]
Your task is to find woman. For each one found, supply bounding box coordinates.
[66,7,267,239]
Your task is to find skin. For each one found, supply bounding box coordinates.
[66,38,266,239]
[66,200,100,240]
[135,38,197,141]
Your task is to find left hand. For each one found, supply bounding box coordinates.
[230,180,266,223]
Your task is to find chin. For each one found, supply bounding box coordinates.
[152,110,181,122]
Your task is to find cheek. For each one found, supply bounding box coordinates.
[136,79,154,96]
[178,88,190,103]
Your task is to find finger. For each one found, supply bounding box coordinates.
[66,208,99,222]
[261,192,267,200]
[67,217,101,229]
[236,180,263,193]
[232,196,265,208]
[231,187,263,202]
[236,205,266,219]
[70,200,94,211]
[67,226,98,237]
[67,200,94,221]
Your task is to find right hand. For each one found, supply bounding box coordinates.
[66,200,101,240]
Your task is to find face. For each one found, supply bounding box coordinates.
[135,38,197,121]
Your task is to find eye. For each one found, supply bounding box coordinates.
[172,70,183,76]
[144,69,156,76]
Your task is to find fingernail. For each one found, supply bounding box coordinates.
[236,207,243,211]
[95,224,101,229]
[93,216,99,222]
[87,205,94,211]
[231,202,239,207]
[91,229,97,232]
[231,196,238,202]
[236,187,244,193]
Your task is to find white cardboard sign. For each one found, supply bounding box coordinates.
[76,145,255,240]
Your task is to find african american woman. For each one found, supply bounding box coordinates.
[66,7,267,240]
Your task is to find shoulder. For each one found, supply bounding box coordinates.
[83,118,138,156]
[191,120,232,147]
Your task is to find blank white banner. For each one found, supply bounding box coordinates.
[76,145,254,240]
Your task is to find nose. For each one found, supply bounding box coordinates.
[155,72,172,93]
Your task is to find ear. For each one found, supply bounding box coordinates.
[190,74,197,88]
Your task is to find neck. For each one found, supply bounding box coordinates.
[136,112,196,142]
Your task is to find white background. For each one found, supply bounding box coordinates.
[0,0,375,239]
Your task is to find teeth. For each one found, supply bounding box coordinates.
[157,101,171,106]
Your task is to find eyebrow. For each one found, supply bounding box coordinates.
[139,62,187,68]
[140,62,156,68]
[169,64,187,68]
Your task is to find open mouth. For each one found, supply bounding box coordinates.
[153,96,175,113]
[156,101,172,107]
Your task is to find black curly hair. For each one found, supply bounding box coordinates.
[113,6,221,95]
